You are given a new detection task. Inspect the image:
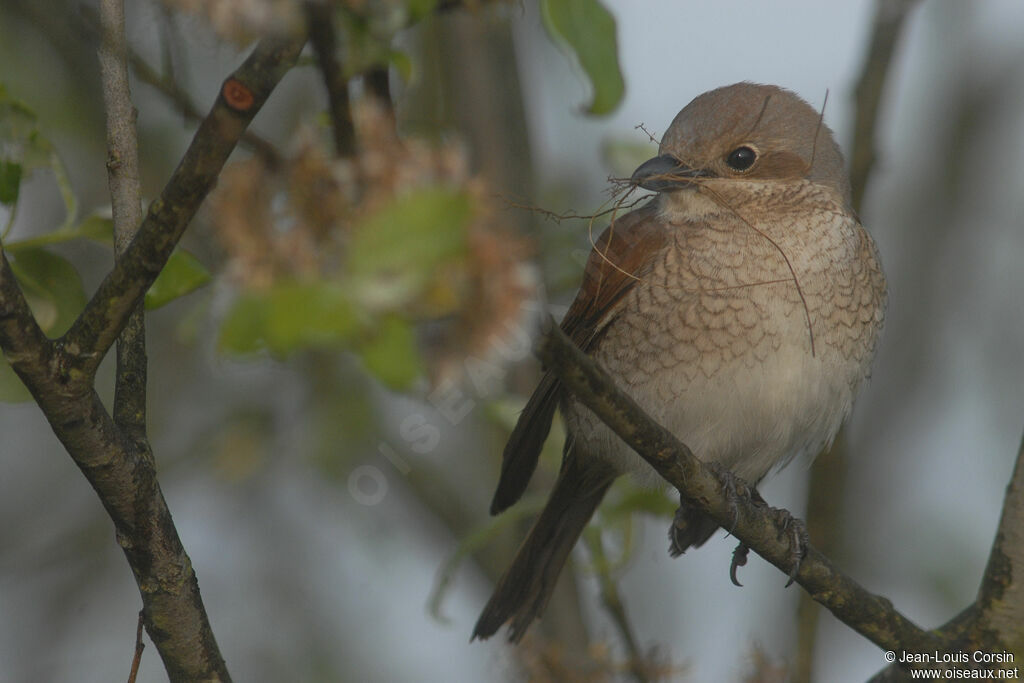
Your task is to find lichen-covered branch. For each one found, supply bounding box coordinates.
[0,30,307,683]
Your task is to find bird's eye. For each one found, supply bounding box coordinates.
[726,146,757,172]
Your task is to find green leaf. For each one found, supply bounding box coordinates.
[0,160,22,205]
[0,358,32,403]
[7,248,87,335]
[218,282,362,355]
[357,315,421,389]
[145,249,212,310]
[347,187,472,309]
[72,215,115,245]
[540,0,625,115]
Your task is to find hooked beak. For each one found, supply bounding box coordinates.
[631,154,710,192]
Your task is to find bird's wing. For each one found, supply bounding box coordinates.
[489,200,669,514]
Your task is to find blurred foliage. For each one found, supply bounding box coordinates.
[540,0,624,115]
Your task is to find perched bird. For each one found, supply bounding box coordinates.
[473,82,887,643]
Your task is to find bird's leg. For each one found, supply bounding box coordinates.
[670,465,752,557]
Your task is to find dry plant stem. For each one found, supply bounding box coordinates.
[850,0,922,212]
[0,33,305,683]
[99,0,147,438]
[306,1,356,157]
[536,320,944,660]
[127,610,146,683]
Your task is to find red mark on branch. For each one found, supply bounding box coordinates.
[222,79,255,111]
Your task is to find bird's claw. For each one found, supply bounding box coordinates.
[774,508,809,586]
[730,541,749,586]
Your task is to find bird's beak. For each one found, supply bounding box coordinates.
[631,154,709,192]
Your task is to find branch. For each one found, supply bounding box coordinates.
[98,0,147,437]
[305,1,356,157]
[123,29,284,168]
[0,31,307,683]
[536,320,945,661]
[975,433,1024,652]
[849,0,922,213]
[62,34,306,375]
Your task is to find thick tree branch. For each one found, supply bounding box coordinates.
[536,321,945,664]
[61,34,305,375]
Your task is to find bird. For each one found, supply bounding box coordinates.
[472,82,887,643]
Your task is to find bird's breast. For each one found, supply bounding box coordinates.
[564,197,886,484]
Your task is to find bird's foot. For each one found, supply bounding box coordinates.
[773,507,809,586]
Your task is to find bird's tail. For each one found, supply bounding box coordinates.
[472,454,615,642]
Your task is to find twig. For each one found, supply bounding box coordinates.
[98,0,147,438]
[77,5,283,168]
[849,0,922,213]
[536,320,946,663]
[62,34,305,375]
[127,610,145,683]
[305,1,356,157]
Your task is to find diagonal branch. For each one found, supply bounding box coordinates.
[61,34,306,376]
[536,320,945,661]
